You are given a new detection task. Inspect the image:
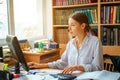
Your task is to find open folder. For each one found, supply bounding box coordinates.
[76,70,120,80]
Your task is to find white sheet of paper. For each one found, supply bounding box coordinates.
[76,70,120,80]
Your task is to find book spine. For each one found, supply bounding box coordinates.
[118,29,120,46]
[107,28,111,45]
[102,27,107,45]
[113,6,117,24]
[110,28,114,45]
[103,6,106,24]
[116,5,120,23]
[105,6,109,24]
[101,7,104,23]
[110,6,114,24]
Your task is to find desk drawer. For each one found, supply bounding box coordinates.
[23,49,60,63]
[40,52,60,63]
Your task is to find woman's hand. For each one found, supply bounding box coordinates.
[27,62,41,69]
[27,62,49,69]
[3,55,16,66]
[62,65,85,74]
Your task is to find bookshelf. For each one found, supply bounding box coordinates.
[52,0,120,55]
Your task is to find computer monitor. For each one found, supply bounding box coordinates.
[6,35,29,72]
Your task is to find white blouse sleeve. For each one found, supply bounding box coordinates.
[82,40,104,72]
[48,42,70,69]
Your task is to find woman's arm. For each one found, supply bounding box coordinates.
[27,48,68,69]
[28,41,72,70]
[48,42,71,69]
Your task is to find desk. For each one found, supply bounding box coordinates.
[12,69,120,80]
[12,69,62,80]
[23,48,60,63]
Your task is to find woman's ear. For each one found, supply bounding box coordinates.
[81,23,86,30]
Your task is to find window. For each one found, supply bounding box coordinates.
[0,0,44,46]
[13,0,44,39]
[0,0,8,39]
[0,0,45,46]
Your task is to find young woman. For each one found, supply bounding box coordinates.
[28,12,104,74]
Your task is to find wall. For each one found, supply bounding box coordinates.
[45,0,53,40]
[28,0,53,48]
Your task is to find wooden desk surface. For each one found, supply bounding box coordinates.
[23,48,60,56]
[23,48,60,63]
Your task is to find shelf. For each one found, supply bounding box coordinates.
[52,3,98,9]
[53,24,98,27]
[100,1,120,5]
[53,25,68,27]
[100,24,120,26]
[103,46,120,55]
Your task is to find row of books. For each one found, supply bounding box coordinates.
[54,8,98,25]
[101,0,120,2]
[101,5,120,24]
[55,9,73,25]
[55,26,120,45]
[102,27,120,46]
[54,0,97,6]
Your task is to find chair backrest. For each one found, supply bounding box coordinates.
[110,56,120,72]
[104,57,114,71]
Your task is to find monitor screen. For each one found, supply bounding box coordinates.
[6,35,29,71]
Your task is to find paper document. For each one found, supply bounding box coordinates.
[39,69,62,74]
[76,70,120,80]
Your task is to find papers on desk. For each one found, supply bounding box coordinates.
[13,69,62,80]
[12,69,120,80]
[38,68,62,74]
[76,70,120,80]
[13,74,58,80]
[22,75,58,80]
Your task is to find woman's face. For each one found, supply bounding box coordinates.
[68,18,85,36]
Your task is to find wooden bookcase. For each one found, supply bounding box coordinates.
[52,0,120,55]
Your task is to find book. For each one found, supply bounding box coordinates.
[102,27,107,45]
[113,6,117,24]
[110,28,114,45]
[76,70,120,80]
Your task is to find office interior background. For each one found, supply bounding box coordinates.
[0,0,120,79]
[0,0,52,46]
[1,0,120,55]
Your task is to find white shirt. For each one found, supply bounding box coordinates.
[48,33,104,72]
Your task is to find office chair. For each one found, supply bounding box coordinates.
[104,56,114,71]
[103,54,120,72]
